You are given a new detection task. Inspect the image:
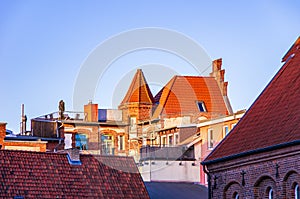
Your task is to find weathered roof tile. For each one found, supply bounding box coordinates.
[0,150,149,198]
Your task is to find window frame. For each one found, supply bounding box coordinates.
[161,135,167,147]
[295,184,299,199]
[196,101,207,112]
[130,117,137,132]
[207,128,214,149]
[168,134,173,146]
[75,134,88,150]
[268,188,273,199]
[233,192,239,199]
[223,125,229,137]
[231,123,236,129]
[174,133,179,145]
[118,135,125,151]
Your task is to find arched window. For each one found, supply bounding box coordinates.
[295,184,299,199]
[268,188,273,199]
[233,192,239,199]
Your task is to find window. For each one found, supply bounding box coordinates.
[295,184,299,199]
[208,129,213,149]
[233,192,239,199]
[130,117,137,132]
[75,134,88,150]
[224,126,229,136]
[268,188,273,199]
[118,135,125,151]
[197,101,207,112]
[161,136,167,147]
[231,123,236,129]
[174,133,179,145]
[168,135,173,146]
[64,133,72,149]
[101,135,114,155]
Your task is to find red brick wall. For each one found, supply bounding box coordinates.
[120,103,152,122]
[84,103,98,122]
[206,144,300,199]
[3,141,47,152]
[0,123,6,148]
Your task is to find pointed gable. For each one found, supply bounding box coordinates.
[203,37,300,164]
[152,76,230,119]
[120,69,154,105]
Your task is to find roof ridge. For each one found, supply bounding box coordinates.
[151,76,177,119]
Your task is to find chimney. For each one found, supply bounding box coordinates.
[210,58,228,97]
[66,148,81,165]
[20,104,27,135]
[0,123,7,148]
[84,101,98,122]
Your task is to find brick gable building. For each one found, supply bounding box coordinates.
[202,37,300,199]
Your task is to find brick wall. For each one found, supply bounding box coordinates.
[120,103,152,122]
[205,144,300,199]
[4,140,47,152]
[84,103,98,122]
[0,123,6,148]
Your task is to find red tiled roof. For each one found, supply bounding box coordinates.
[120,69,154,105]
[204,37,300,163]
[152,76,229,119]
[0,150,149,198]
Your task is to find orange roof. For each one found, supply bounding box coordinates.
[203,36,300,164]
[120,69,154,105]
[152,76,230,119]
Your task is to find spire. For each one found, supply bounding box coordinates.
[120,69,154,105]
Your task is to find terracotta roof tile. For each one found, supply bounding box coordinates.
[204,37,300,163]
[0,150,149,198]
[152,76,229,119]
[120,69,154,105]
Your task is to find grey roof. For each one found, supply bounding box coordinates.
[144,182,208,199]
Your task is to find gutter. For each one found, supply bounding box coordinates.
[202,139,300,165]
[203,165,212,199]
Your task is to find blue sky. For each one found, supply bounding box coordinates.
[1,0,300,132]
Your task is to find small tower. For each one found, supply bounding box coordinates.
[119,69,154,123]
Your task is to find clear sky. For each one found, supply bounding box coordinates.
[1,0,300,133]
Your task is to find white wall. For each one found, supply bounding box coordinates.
[139,160,200,182]
[164,116,191,129]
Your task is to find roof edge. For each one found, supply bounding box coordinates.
[202,139,300,166]
[282,36,300,62]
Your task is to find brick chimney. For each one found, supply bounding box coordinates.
[84,100,98,122]
[0,123,7,148]
[210,58,228,96]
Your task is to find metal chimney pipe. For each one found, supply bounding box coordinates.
[20,104,26,135]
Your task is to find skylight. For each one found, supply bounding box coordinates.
[197,101,207,112]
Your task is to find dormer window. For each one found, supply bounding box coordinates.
[197,101,207,112]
